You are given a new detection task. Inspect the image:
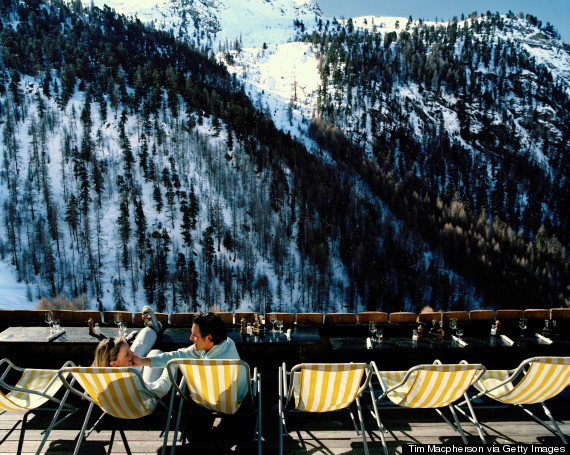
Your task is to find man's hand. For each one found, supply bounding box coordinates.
[131,354,151,368]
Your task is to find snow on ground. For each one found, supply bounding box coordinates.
[0,260,34,309]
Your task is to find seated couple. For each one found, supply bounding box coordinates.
[92,308,247,406]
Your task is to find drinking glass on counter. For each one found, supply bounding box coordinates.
[52,319,61,333]
[376,329,384,343]
[368,322,377,340]
[276,319,284,333]
[45,311,54,333]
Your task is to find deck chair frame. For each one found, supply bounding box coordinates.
[278,362,381,455]
[58,366,172,455]
[371,360,487,451]
[165,358,261,455]
[0,358,80,455]
[459,356,570,443]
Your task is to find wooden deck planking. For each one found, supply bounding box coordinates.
[1,400,569,454]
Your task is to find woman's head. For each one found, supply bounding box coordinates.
[92,337,133,367]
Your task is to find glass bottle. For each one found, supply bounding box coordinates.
[253,314,260,335]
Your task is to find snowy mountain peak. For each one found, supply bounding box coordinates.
[91,0,322,47]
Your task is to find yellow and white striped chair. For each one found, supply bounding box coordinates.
[371,360,487,450]
[467,356,570,443]
[278,362,381,455]
[166,359,261,455]
[0,358,79,455]
[58,366,172,455]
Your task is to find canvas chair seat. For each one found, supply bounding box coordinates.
[280,362,380,455]
[0,358,79,455]
[466,356,570,443]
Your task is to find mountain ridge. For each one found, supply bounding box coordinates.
[0,0,568,314]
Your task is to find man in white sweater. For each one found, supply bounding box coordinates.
[132,311,248,402]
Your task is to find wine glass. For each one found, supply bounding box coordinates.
[269,315,276,332]
[449,318,457,333]
[276,319,283,333]
[368,322,377,340]
[455,326,463,339]
[376,329,384,343]
[519,318,527,337]
[45,311,54,333]
[52,319,60,333]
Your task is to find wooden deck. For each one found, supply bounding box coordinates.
[1,381,569,454]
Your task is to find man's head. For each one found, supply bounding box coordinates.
[190,312,227,352]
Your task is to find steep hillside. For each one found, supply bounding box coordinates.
[0,0,568,314]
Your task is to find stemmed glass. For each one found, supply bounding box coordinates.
[375,329,384,343]
[119,322,127,337]
[269,315,276,332]
[52,319,61,333]
[449,318,457,334]
[455,326,463,339]
[519,318,527,337]
[114,313,122,334]
[276,319,283,333]
[45,311,54,333]
[368,322,377,342]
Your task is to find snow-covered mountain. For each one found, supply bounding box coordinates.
[0,0,568,314]
[92,0,322,47]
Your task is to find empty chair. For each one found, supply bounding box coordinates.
[469,310,494,321]
[295,313,323,324]
[495,309,525,337]
[166,359,261,454]
[388,312,417,323]
[358,311,388,323]
[371,360,487,450]
[551,308,570,320]
[235,312,261,324]
[58,366,172,455]
[324,312,357,324]
[442,311,469,323]
[169,312,196,325]
[279,362,380,455]
[72,310,102,324]
[463,356,570,443]
[495,309,524,320]
[469,310,495,336]
[51,309,75,324]
[0,358,80,455]
[418,311,443,324]
[523,309,551,333]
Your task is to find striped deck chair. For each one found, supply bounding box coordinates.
[165,359,261,455]
[371,360,487,451]
[466,356,570,443]
[58,366,172,455]
[278,362,381,455]
[0,358,79,455]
